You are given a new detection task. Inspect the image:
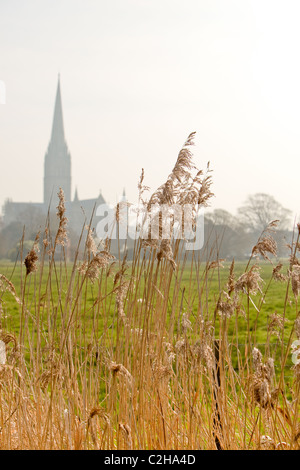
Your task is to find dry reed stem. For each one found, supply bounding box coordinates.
[0,135,299,450]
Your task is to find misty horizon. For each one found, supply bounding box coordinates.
[1,0,300,221]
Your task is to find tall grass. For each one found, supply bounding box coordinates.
[0,133,299,450]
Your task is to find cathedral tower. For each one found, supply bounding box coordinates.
[44,76,71,206]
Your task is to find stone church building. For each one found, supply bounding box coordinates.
[2,77,111,236]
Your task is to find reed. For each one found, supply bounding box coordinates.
[0,133,299,450]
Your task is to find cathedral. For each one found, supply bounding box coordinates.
[2,76,110,236]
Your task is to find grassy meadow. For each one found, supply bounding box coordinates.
[0,134,299,450]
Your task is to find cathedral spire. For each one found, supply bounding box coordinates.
[51,74,65,144]
[44,76,71,205]
[120,188,127,202]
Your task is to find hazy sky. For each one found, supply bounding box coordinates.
[1,0,300,219]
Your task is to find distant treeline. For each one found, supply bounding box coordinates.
[0,192,293,262]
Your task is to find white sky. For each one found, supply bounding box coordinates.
[0,0,300,219]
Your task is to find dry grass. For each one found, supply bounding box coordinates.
[0,132,299,450]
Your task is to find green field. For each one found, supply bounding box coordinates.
[0,248,299,450]
[0,258,297,370]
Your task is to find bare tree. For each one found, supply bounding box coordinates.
[237,193,292,232]
[204,208,252,259]
[206,209,237,228]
